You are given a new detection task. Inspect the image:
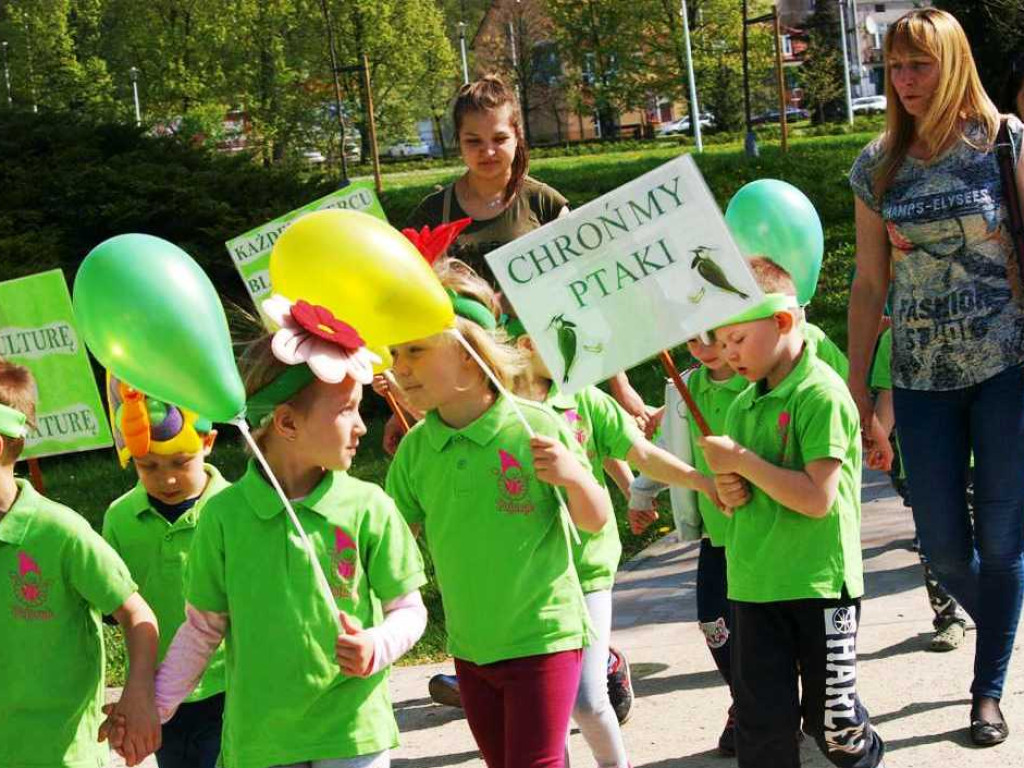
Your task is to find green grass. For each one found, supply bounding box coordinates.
[26,129,879,682]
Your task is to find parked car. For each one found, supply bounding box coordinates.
[387,141,431,158]
[749,106,810,125]
[658,113,714,135]
[851,95,887,115]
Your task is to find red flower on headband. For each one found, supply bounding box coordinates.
[291,300,365,350]
[401,218,473,265]
[263,295,380,385]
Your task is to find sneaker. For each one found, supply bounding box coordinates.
[428,673,462,708]
[930,620,966,652]
[718,706,736,756]
[607,647,634,724]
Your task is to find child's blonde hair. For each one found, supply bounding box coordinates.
[434,258,527,391]
[0,359,38,464]
[874,9,998,202]
[237,334,319,448]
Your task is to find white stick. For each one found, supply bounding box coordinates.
[233,418,342,632]
[450,329,581,545]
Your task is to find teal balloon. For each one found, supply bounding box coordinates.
[725,180,824,305]
[73,234,245,423]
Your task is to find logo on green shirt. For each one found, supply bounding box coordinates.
[562,409,590,449]
[331,527,358,598]
[9,550,53,620]
[494,449,534,516]
[776,411,792,464]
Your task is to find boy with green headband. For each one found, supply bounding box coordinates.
[102,373,229,768]
[698,259,886,768]
[0,360,162,767]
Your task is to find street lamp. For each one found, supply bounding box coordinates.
[129,66,141,126]
[2,42,11,108]
[741,0,758,158]
[680,0,702,152]
[458,21,469,85]
[838,0,854,125]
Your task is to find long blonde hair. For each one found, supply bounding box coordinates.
[874,8,999,202]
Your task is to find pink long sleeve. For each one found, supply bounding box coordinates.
[365,590,427,676]
[154,604,228,723]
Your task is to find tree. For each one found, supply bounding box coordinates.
[1,0,118,117]
[935,0,1024,105]
[474,0,557,144]
[332,0,457,154]
[688,0,775,132]
[800,0,845,123]
[547,0,647,138]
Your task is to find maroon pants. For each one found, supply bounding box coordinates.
[455,649,583,768]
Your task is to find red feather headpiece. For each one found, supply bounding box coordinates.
[401,218,473,264]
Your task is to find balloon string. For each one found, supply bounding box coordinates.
[233,419,342,632]
[380,372,410,434]
[450,328,581,546]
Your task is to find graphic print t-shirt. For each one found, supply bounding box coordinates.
[849,117,1024,391]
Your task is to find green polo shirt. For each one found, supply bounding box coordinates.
[103,465,229,703]
[724,346,864,603]
[187,464,426,768]
[386,394,594,665]
[0,479,137,768]
[687,366,749,547]
[546,384,642,593]
[805,322,849,381]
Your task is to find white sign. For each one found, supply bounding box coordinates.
[486,155,762,394]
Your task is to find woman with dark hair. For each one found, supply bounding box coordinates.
[406,75,567,278]
[405,76,652,434]
[847,9,1024,746]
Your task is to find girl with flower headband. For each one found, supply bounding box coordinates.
[148,296,428,768]
[385,249,612,768]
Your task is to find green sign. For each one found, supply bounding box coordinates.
[226,180,387,323]
[0,270,113,459]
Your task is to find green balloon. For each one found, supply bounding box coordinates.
[73,234,245,423]
[725,179,824,305]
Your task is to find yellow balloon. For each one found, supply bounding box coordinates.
[371,345,393,375]
[270,210,454,349]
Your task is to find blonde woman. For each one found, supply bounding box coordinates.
[847,9,1024,747]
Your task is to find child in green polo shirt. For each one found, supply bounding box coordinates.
[149,299,428,768]
[507,325,725,767]
[628,333,749,757]
[386,259,613,768]
[698,259,886,768]
[0,359,161,768]
[102,374,229,768]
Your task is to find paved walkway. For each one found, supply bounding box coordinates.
[113,471,1024,767]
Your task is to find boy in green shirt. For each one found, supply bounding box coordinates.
[628,335,748,756]
[699,260,886,768]
[102,374,229,768]
[0,359,161,768]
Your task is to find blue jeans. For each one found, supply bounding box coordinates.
[155,693,224,768]
[894,363,1024,699]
